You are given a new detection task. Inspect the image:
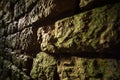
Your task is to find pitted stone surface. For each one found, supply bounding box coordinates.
[0,0,120,80]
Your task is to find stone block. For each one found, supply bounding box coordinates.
[53,2,120,53]
[14,0,25,19]
[5,32,20,49]
[18,0,77,29]
[6,21,18,34]
[30,52,57,80]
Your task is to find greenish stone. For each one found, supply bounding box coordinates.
[0,0,120,80]
[57,57,120,80]
[30,52,57,80]
[54,2,120,53]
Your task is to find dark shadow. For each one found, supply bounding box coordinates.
[80,0,120,12]
[51,43,120,60]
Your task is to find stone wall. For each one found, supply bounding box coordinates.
[0,0,120,80]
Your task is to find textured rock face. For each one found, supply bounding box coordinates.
[39,3,120,53]
[17,0,77,31]
[58,57,120,80]
[30,52,57,80]
[0,0,120,80]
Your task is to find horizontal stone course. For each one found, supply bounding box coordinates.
[38,2,120,53]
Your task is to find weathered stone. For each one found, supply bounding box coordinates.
[25,0,38,12]
[0,59,31,80]
[37,26,55,53]
[0,28,4,37]
[4,48,12,53]
[12,54,33,74]
[5,32,20,49]
[0,60,12,80]
[4,50,21,61]
[80,0,94,8]
[30,52,57,80]
[49,2,120,53]
[18,0,77,29]
[2,1,14,24]
[19,27,33,51]
[0,21,5,39]
[0,0,9,11]
[0,37,5,49]
[14,0,25,19]
[3,48,15,61]
[6,21,18,34]
[29,0,76,24]
[5,26,39,53]
[58,56,120,80]
[1,0,120,80]
[0,10,3,19]
[11,65,31,80]
[0,20,5,28]
[18,15,29,31]
[3,12,13,24]
[19,27,39,53]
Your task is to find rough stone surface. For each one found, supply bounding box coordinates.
[5,32,20,49]
[6,21,18,34]
[0,20,5,37]
[0,28,4,37]
[14,0,25,19]
[18,0,77,31]
[0,0,120,80]
[39,3,120,53]
[0,37,5,49]
[37,26,55,53]
[19,27,38,52]
[1,0,14,24]
[57,57,120,80]
[30,52,57,80]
